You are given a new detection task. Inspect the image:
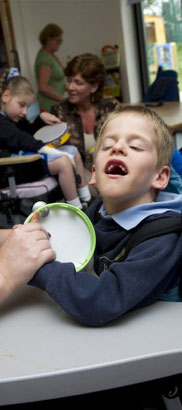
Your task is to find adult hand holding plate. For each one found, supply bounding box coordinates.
[25,203,96,272]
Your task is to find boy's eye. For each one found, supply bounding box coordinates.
[102,138,115,151]
[129,145,144,151]
[102,145,112,151]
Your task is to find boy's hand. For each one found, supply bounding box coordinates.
[0,222,56,301]
[40,112,61,125]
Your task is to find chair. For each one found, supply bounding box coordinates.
[143,66,180,103]
[0,154,63,227]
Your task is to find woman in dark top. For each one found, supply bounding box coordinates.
[52,53,121,166]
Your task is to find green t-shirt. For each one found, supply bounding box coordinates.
[35,49,66,112]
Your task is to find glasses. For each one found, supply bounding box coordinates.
[53,37,63,44]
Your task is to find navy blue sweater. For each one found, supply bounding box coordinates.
[30,198,182,326]
[0,113,44,157]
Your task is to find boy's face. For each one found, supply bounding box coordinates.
[2,91,34,122]
[90,113,170,214]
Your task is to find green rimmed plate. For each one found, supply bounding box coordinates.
[24,202,96,272]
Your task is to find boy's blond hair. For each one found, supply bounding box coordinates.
[2,75,35,98]
[95,104,174,170]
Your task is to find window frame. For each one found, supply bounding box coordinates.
[133,2,150,97]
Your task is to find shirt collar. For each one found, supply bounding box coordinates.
[99,192,182,230]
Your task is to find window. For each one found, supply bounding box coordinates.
[135,0,182,100]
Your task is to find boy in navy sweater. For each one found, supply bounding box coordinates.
[30,104,182,326]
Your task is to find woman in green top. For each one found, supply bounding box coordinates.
[35,24,66,112]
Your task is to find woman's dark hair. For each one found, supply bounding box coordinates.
[39,24,63,45]
[65,53,106,102]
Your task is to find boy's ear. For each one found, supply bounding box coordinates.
[152,165,170,191]
[89,164,96,186]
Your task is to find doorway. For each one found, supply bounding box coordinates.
[0,0,20,72]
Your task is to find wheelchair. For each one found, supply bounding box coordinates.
[0,154,64,228]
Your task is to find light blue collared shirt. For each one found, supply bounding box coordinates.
[100,191,182,230]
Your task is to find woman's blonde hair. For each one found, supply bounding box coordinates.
[95,104,174,170]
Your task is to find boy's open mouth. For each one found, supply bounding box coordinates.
[105,160,128,176]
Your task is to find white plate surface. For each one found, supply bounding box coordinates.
[34,123,68,144]
[25,203,96,271]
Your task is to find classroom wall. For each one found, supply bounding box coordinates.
[9,0,142,102]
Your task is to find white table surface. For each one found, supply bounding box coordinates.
[0,286,182,406]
